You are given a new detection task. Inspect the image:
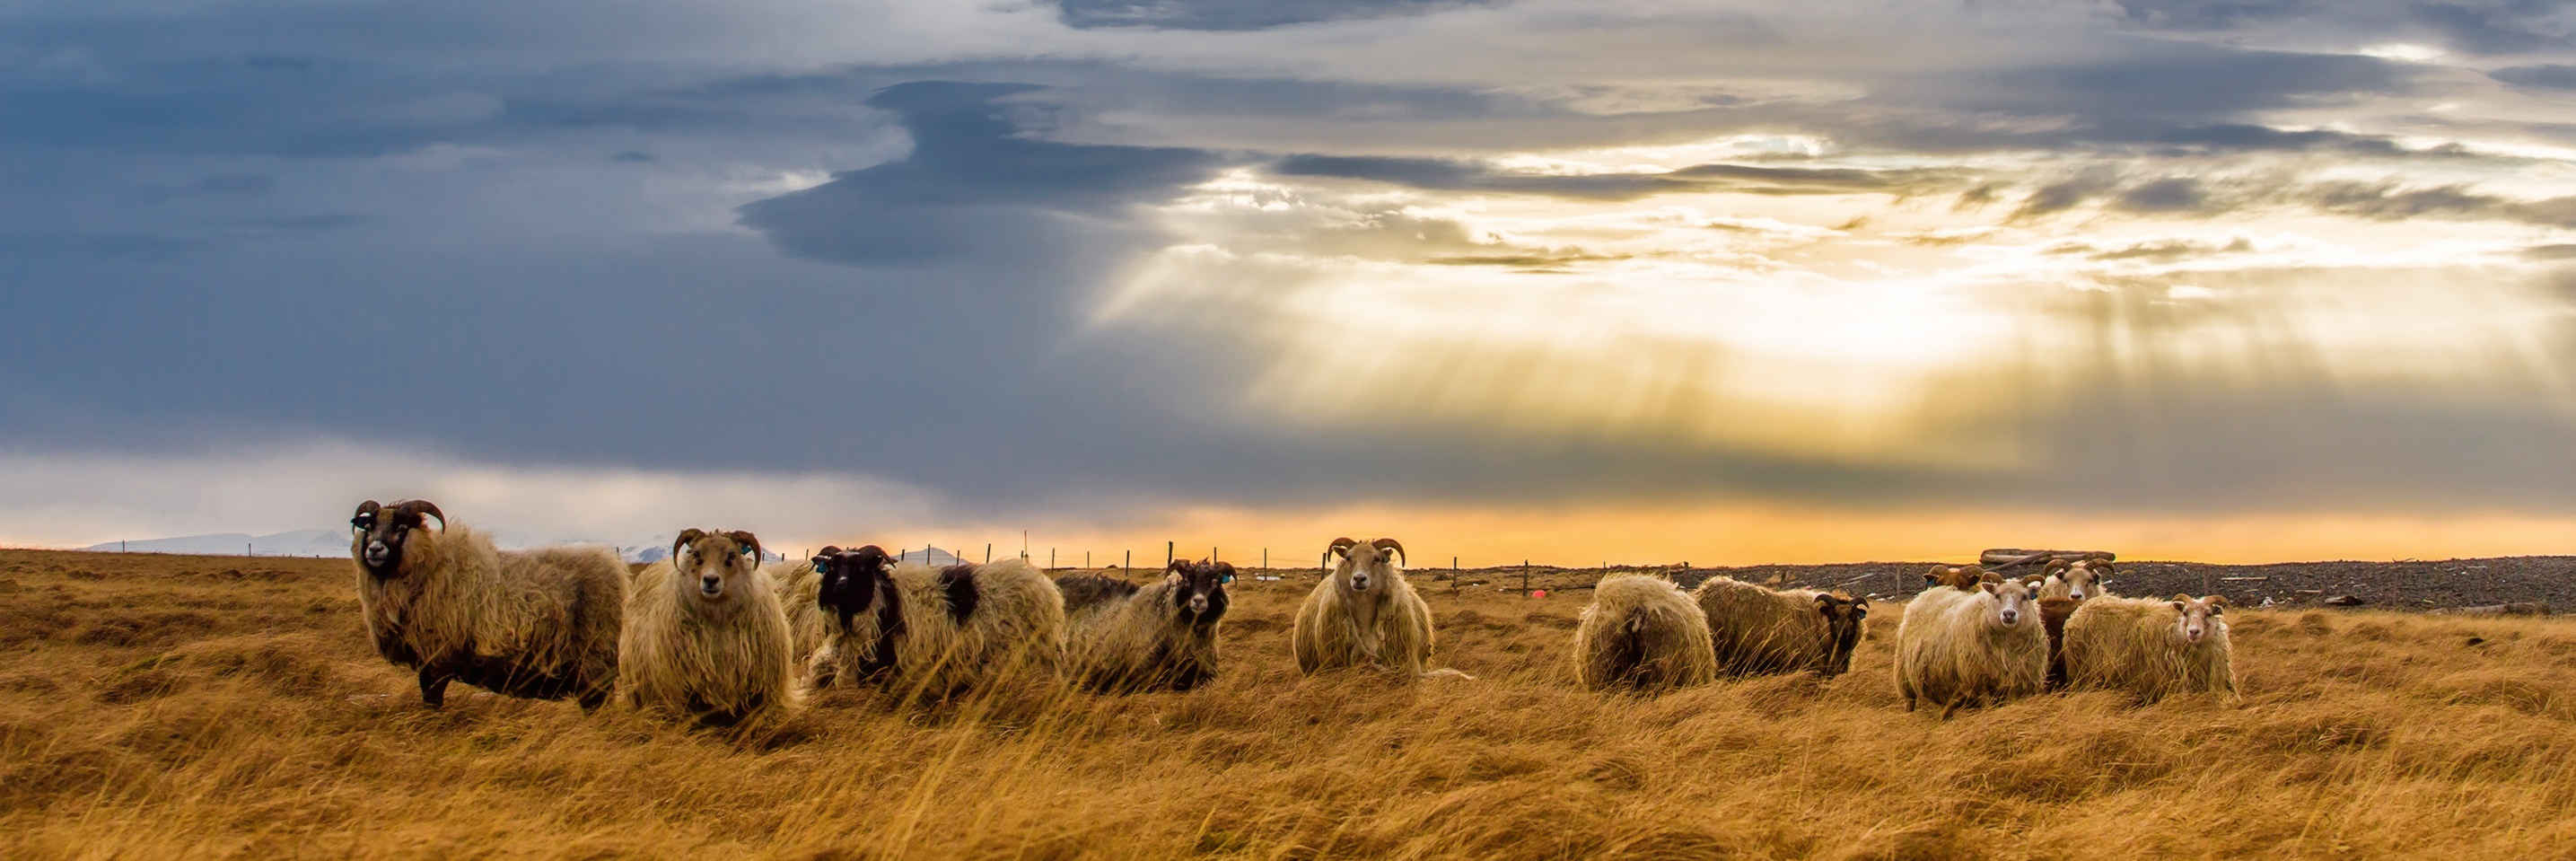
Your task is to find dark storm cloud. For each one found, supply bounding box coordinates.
[2492,65,2576,90]
[739,82,1226,265]
[2116,178,2208,213]
[1052,0,1492,31]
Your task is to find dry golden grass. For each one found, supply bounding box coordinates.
[7,548,2576,859]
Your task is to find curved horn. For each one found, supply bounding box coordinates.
[2044,558,2072,575]
[1323,537,1358,570]
[1167,558,1193,575]
[727,530,762,562]
[393,499,444,531]
[352,499,381,527]
[1371,537,1406,566]
[672,528,706,561]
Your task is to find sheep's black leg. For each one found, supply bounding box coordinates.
[576,687,609,713]
[418,665,452,708]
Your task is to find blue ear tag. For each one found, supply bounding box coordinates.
[1222,574,1234,584]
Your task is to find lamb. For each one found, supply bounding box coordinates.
[2038,558,2114,602]
[1690,576,1871,677]
[1894,575,2048,717]
[807,545,1067,698]
[1063,559,1231,693]
[2060,594,2239,703]
[1571,575,1715,691]
[347,499,626,710]
[618,529,797,725]
[1292,537,1461,678]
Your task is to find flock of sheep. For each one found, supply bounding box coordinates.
[345,499,2236,725]
[1575,559,2239,715]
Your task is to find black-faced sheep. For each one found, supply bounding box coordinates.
[1063,559,1231,693]
[618,529,797,725]
[1571,575,1715,691]
[1292,537,1456,678]
[807,545,1067,698]
[2038,558,2114,602]
[1894,575,2047,717]
[2061,593,2239,703]
[348,499,627,710]
[1691,576,1870,677]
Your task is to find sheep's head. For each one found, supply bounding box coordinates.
[1166,559,1232,627]
[1978,577,2041,628]
[670,529,762,608]
[814,545,897,629]
[2170,593,2226,644]
[1813,592,1869,676]
[1323,537,1404,595]
[2045,558,2112,601]
[350,499,442,578]
[1921,565,1988,593]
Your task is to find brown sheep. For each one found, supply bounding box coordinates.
[1691,576,1871,677]
[619,529,797,725]
[348,499,626,710]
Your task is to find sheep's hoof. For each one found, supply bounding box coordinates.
[417,671,451,708]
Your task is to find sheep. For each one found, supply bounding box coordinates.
[2038,596,2081,690]
[763,553,828,677]
[807,545,1067,697]
[1292,537,1464,678]
[1571,575,1715,691]
[2060,594,2239,703]
[2038,558,2114,602]
[1691,576,1871,677]
[1063,559,1231,693]
[346,499,626,710]
[618,529,797,725]
[1894,575,2048,717]
[1921,564,1996,592]
[1054,572,1143,615]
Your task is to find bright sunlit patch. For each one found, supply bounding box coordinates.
[2358,43,2443,62]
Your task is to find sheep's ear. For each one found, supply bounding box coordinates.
[1979,582,1999,595]
[2205,595,2226,611]
[672,529,705,562]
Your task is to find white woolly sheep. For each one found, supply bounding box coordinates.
[1292,537,1463,678]
[1062,559,1231,693]
[763,554,828,681]
[619,529,798,725]
[347,499,626,710]
[807,546,1067,698]
[2038,558,2115,602]
[1894,575,2048,717]
[1572,575,1716,691]
[1691,576,1871,677]
[2060,593,2239,703]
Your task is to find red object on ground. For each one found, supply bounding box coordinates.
[1530,589,1546,599]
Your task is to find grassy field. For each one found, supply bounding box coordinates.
[6,548,2576,859]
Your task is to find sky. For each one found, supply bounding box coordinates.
[4,0,2573,564]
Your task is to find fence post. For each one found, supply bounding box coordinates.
[1050,549,1056,568]
[1125,549,1131,570]
[1522,559,1530,595]
[1451,556,1459,593]
[986,543,992,564]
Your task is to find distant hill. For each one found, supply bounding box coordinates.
[86,529,784,564]
[86,529,349,558]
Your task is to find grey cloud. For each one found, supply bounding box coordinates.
[2049,237,2255,261]
[1271,154,1962,200]
[2116,178,2208,213]
[1052,0,1492,31]
[2493,65,2576,90]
